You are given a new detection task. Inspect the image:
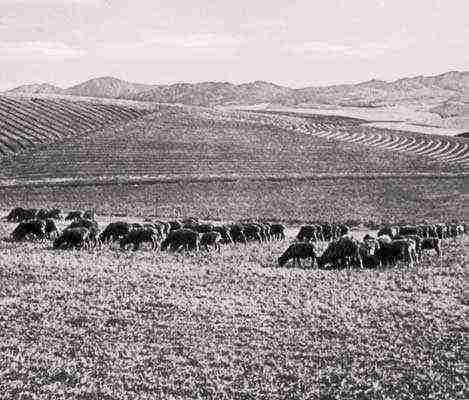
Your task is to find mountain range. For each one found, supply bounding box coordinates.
[4,71,468,111]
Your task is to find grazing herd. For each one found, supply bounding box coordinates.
[1,207,464,270]
[277,221,464,270]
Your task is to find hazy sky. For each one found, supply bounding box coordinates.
[0,0,467,90]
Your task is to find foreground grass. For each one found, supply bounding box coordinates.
[0,234,466,399]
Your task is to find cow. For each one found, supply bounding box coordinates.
[99,221,131,244]
[199,232,222,252]
[160,229,200,252]
[228,224,247,244]
[318,237,363,269]
[278,242,318,268]
[11,219,46,241]
[119,227,158,251]
[53,227,91,250]
[66,218,99,247]
[65,211,82,221]
[376,238,416,268]
[270,223,286,241]
[420,238,441,257]
[296,225,320,243]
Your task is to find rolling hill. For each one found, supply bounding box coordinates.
[0,95,467,189]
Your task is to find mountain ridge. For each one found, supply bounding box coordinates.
[4,70,468,109]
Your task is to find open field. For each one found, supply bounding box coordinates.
[230,104,469,136]
[0,176,465,224]
[0,217,465,399]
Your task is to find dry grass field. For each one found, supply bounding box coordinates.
[0,218,465,399]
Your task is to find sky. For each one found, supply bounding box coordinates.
[0,0,468,90]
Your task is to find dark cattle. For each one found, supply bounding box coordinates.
[160,229,199,252]
[53,227,90,250]
[67,218,99,246]
[212,225,233,244]
[199,232,222,252]
[420,238,441,257]
[44,218,58,239]
[377,226,399,239]
[434,223,447,239]
[338,224,349,237]
[184,223,214,234]
[296,225,320,243]
[11,219,46,241]
[65,211,82,221]
[119,228,158,251]
[228,224,247,244]
[395,235,422,263]
[99,221,131,243]
[270,224,286,240]
[278,242,318,268]
[360,235,381,268]
[168,220,183,231]
[376,238,416,268]
[398,226,419,237]
[241,223,263,242]
[82,210,95,220]
[447,223,464,240]
[318,237,363,269]
[154,220,171,237]
[6,208,38,222]
[321,223,335,241]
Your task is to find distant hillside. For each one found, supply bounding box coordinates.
[4,71,468,108]
[64,76,156,99]
[5,83,65,95]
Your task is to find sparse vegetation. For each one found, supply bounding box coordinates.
[0,220,465,399]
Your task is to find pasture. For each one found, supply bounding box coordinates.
[0,176,464,224]
[0,216,465,399]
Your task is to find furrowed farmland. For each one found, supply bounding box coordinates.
[0,96,467,185]
[0,94,466,399]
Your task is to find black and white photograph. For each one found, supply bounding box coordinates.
[0,0,467,398]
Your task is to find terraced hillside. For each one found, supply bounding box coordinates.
[257,111,469,168]
[0,95,156,157]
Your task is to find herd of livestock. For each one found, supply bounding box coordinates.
[2,207,465,270]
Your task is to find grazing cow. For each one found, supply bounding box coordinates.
[398,225,419,237]
[212,225,233,244]
[420,238,441,257]
[160,229,200,252]
[228,224,247,244]
[119,228,158,251]
[67,218,99,246]
[44,218,58,239]
[395,235,423,263]
[296,225,320,243]
[168,220,183,231]
[376,238,416,268]
[82,210,95,220]
[318,237,363,269]
[65,211,82,221]
[270,223,286,240]
[6,207,38,222]
[278,242,318,268]
[377,226,399,239]
[53,227,91,250]
[99,221,131,243]
[241,223,263,242]
[199,232,222,252]
[320,223,335,242]
[360,235,381,268]
[11,219,46,241]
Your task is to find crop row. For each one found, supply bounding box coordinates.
[0,107,464,184]
[0,95,155,157]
